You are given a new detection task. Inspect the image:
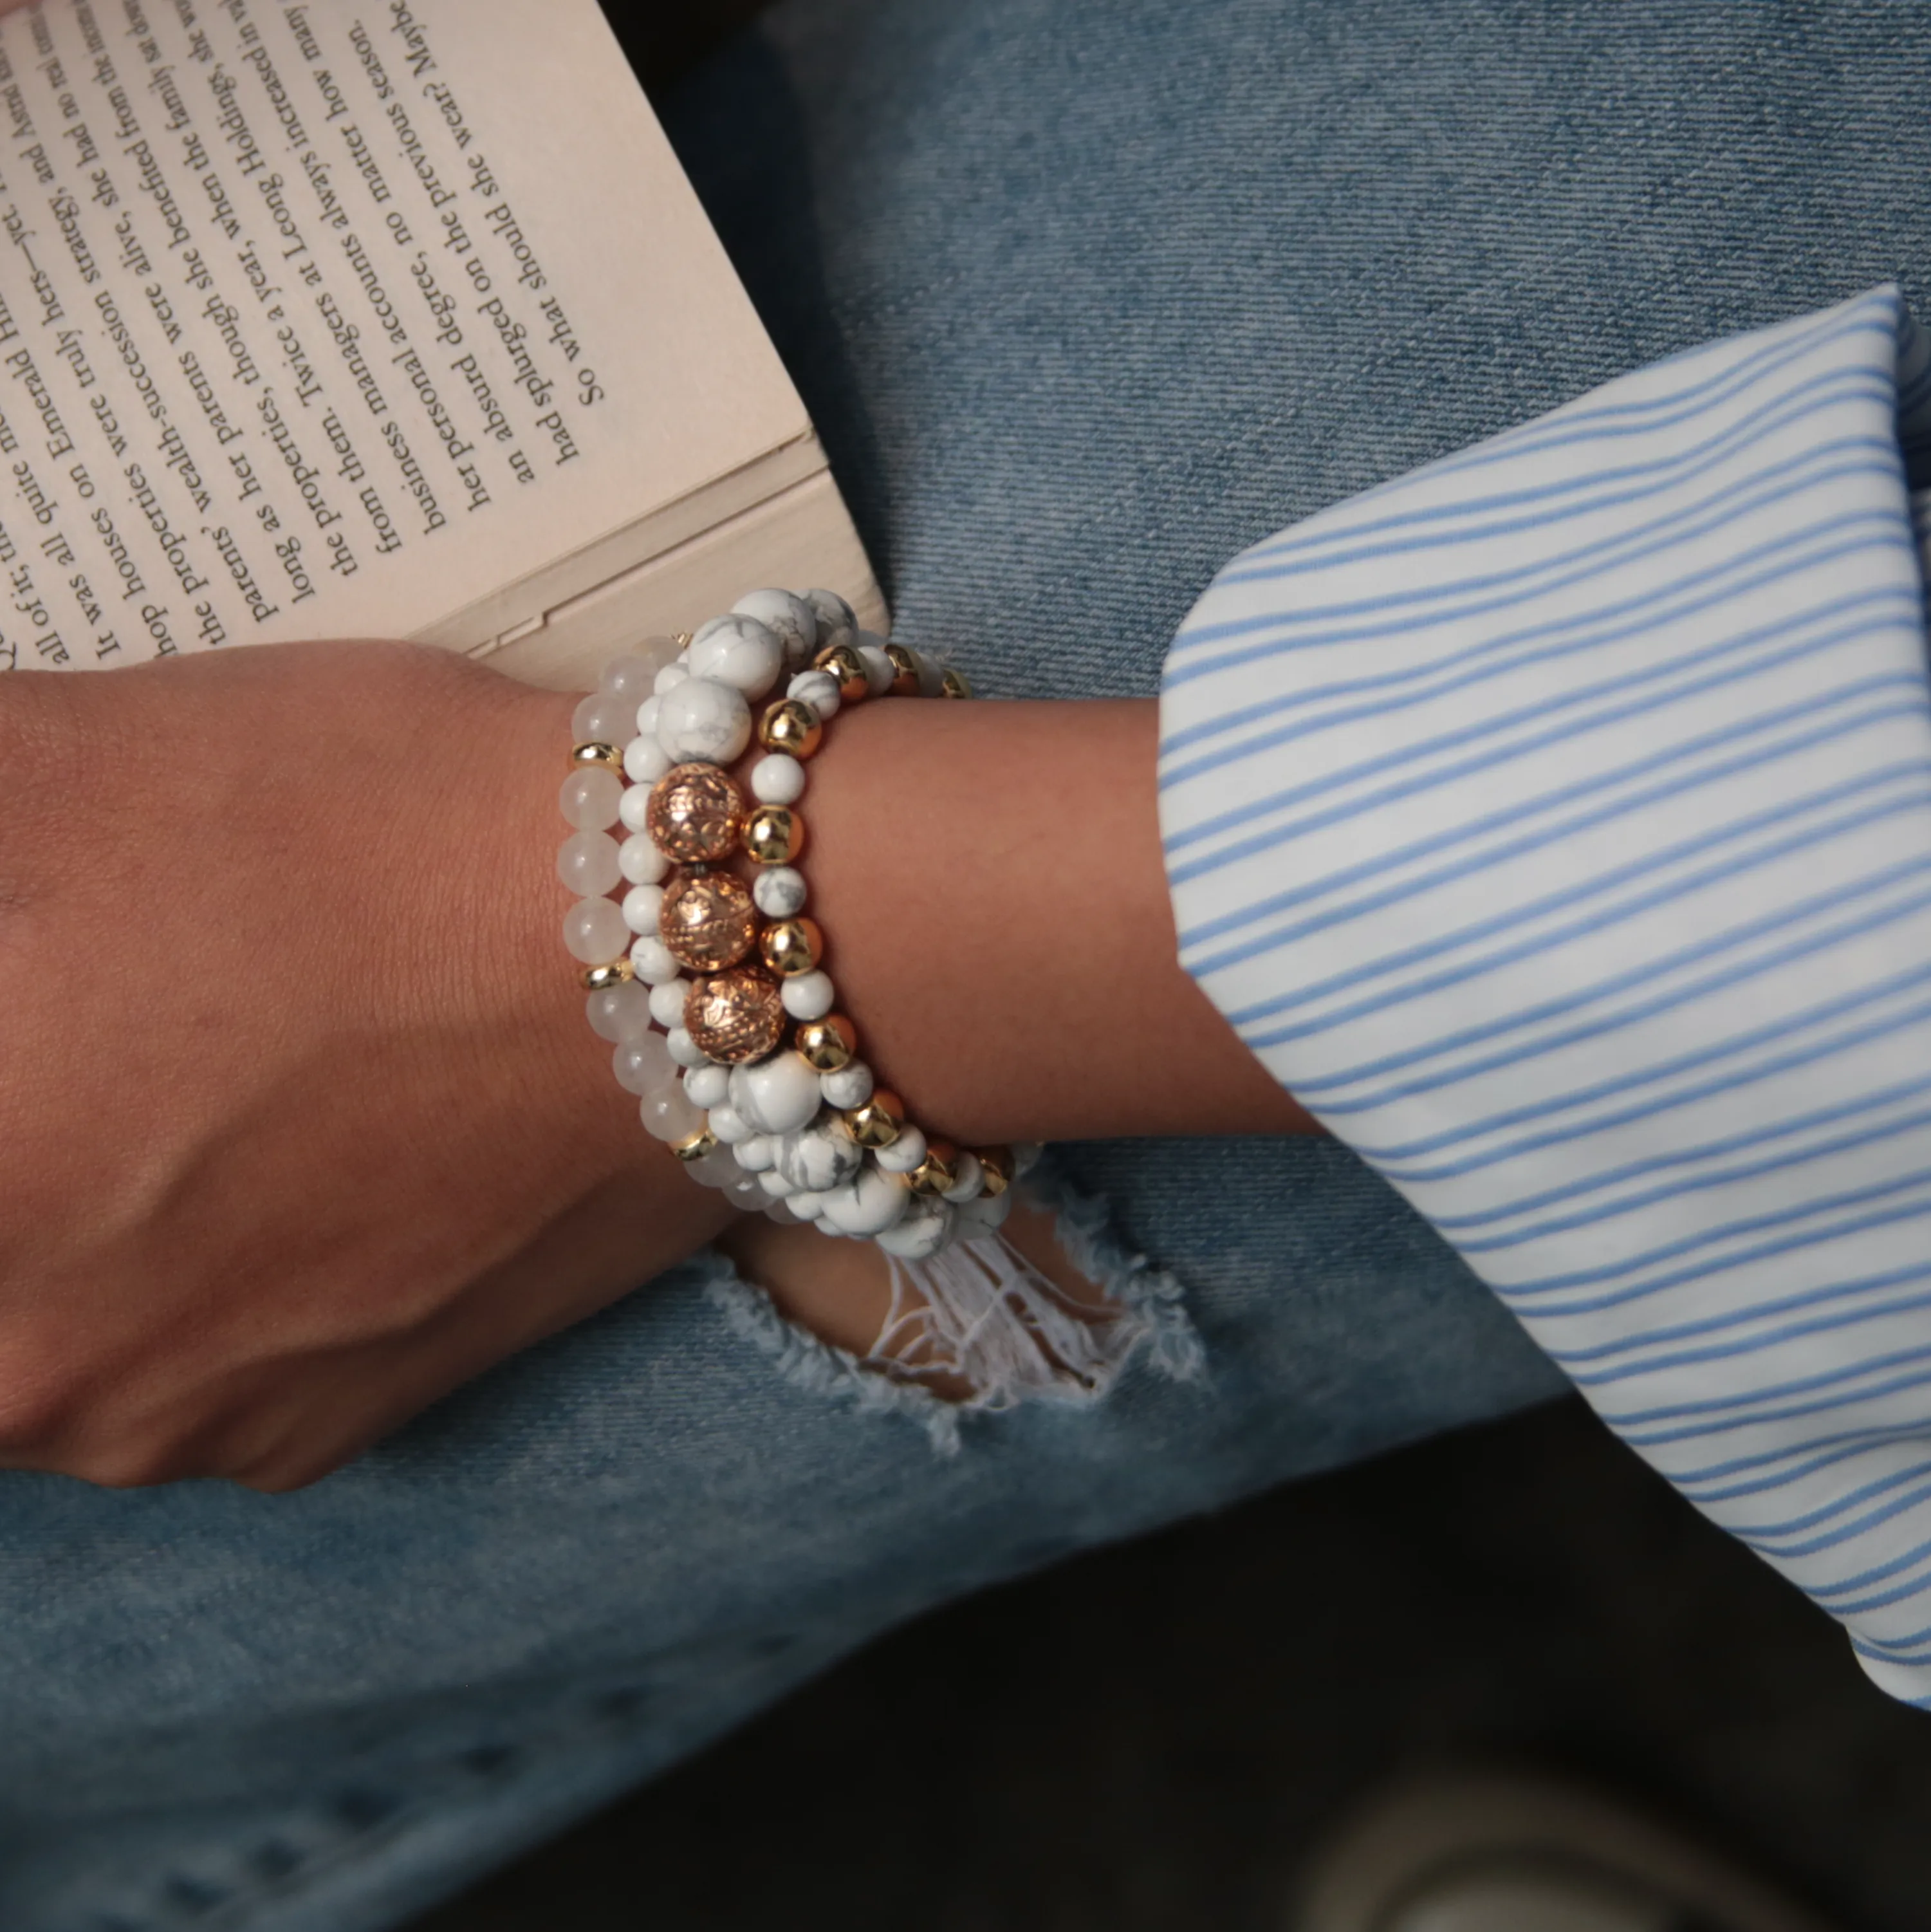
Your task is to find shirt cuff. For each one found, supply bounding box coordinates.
[1161,285,1931,1705]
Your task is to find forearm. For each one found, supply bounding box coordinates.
[795,695,1317,1146]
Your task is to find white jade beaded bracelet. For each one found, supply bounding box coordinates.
[558,587,1029,1259]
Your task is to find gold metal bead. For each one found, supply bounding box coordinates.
[579,958,635,991]
[941,666,973,700]
[647,764,745,864]
[974,1146,1014,1196]
[795,1013,856,1072]
[845,1090,903,1149]
[685,967,788,1064]
[672,1126,718,1163]
[883,642,921,697]
[571,740,624,771]
[661,869,757,972]
[672,631,694,649]
[811,642,870,703]
[759,698,824,759]
[760,916,824,978]
[909,1138,959,1196]
[743,804,804,866]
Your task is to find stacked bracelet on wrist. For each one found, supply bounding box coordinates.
[559,588,1032,1261]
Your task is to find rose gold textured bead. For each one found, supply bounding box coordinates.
[795,1013,856,1072]
[760,916,824,978]
[909,1138,959,1196]
[811,642,870,703]
[743,804,803,866]
[685,967,787,1064]
[660,870,757,972]
[759,698,824,759]
[645,763,745,864]
[941,666,973,700]
[845,1090,903,1149]
[974,1146,1014,1196]
[883,642,921,696]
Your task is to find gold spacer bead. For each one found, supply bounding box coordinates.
[743,804,804,866]
[883,642,921,697]
[671,1127,718,1164]
[974,1145,1014,1196]
[909,1138,959,1196]
[940,666,973,700]
[579,958,635,991]
[812,641,871,703]
[845,1090,903,1149]
[795,1013,856,1072]
[672,631,694,649]
[760,916,824,978]
[759,698,824,759]
[571,740,625,771]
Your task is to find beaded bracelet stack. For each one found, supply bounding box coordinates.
[558,588,1026,1261]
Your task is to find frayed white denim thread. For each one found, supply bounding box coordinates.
[703,1171,1204,1454]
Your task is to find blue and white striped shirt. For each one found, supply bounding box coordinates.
[1161,284,1931,1706]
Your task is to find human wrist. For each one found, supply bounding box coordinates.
[795,695,1315,1145]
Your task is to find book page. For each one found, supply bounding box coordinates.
[0,0,811,670]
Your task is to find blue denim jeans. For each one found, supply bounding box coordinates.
[10,1,1928,1924]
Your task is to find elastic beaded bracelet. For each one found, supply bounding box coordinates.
[559,588,1030,1260]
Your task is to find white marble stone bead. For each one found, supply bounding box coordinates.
[628,934,680,985]
[640,1084,703,1143]
[683,1062,730,1109]
[775,1117,862,1193]
[655,676,751,766]
[954,1188,1012,1236]
[559,766,624,830]
[734,1134,776,1173]
[557,830,622,897]
[755,868,809,920]
[688,613,786,700]
[666,1025,710,1068]
[819,1060,873,1110]
[586,980,655,1043]
[941,1151,985,1203]
[853,632,896,696]
[621,882,665,935]
[618,832,670,886]
[653,660,690,696]
[612,1032,675,1095]
[728,1052,822,1136]
[759,1167,797,1198]
[804,588,856,653]
[750,753,806,805]
[787,1185,831,1220]
[706,1102,753,1146]
[618,788,657,837]
[876,1194,954,1259]
[732,588,820,668]
[623,734,671,785]
[564,896,631,965]
[650,978,692,1029]
[820,1166,911,1237]
[633,696,661,741]
[780,969,834,1021]
[763,1198,802,1224]
[572,691,634,745]
[874,1124,927,1175]
[787,669,840,719]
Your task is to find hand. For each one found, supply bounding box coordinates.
[0,642,731,1491]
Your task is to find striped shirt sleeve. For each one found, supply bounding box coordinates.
[1160,284,1931,1705]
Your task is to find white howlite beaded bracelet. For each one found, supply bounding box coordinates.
[559,588,1036,1263]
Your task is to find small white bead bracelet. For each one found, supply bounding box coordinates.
[559,588,1033,1258]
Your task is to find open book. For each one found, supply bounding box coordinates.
[0,0,882,687]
